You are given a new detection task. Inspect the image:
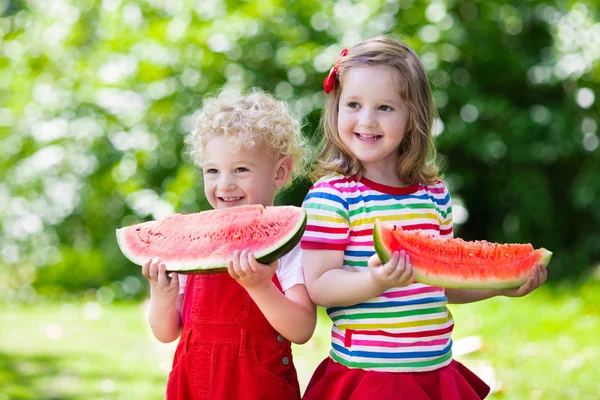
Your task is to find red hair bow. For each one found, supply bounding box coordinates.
[323,48,348,94]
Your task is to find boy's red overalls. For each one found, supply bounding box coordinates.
[166,272,301,400]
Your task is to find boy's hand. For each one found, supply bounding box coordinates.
[227,250,277,291]
[501,263,547,297]
[142,257,180,306]
[368,250,416,291]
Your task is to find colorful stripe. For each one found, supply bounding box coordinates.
[332,331,449,348]
[330,349,453,371]
[332,340,452,358]
[336,315,453,331]
[355,324,455,338]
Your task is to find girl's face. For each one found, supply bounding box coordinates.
[202,135,290,209]
[337,65,409,184]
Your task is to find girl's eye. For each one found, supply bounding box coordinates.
[379,105,393,112]
[347,102,360,109]
[235,167,249,173]
[204,168,218,174]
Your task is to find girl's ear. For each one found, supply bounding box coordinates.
[274,156,293,188]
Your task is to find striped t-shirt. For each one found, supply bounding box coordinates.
[301,174,455,372]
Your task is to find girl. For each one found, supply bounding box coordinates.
[142,89,316,400]
[301,36,547,400]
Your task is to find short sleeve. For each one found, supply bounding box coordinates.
[438,181,453,239]
[301,181,350,251]
[178,273,187,294]
[276,245,304,292]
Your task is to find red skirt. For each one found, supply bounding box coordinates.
[302,357,490,400]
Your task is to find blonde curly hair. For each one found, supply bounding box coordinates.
[185,88,309,188]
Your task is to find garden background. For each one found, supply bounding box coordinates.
[1,0,599,399]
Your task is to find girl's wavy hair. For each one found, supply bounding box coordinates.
[312,36,442,185]
[185,88,310,189]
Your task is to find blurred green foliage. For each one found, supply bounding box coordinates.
[0,0,598,301]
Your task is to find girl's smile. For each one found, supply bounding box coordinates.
[354,133,382,142]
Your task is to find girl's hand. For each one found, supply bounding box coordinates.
[142,257,180,306]
[501,263,547,297]
[368,250,416,291]
[227,250,277,291]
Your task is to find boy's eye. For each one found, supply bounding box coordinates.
[204,168,218,174]
[379,105,393,111]
[346,102,360,109]
[235,167,249,173]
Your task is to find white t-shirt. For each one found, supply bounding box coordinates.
[178,245,304,294]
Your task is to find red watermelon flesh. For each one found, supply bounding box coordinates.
[116,205,306,273]
[373,220,552,289]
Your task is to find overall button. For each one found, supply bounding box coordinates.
[281,356,290,366]
[276,334,285,343]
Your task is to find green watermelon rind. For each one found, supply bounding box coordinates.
[373,219,393,264]
[373,219,553,290]
[116,207,307,273]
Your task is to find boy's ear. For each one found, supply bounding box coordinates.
[274,156,293,188]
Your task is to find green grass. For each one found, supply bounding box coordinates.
[0,302,168,399]
[1,278,599,399]
[448,279,600,399]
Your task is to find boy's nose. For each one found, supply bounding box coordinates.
[217,174,236,190]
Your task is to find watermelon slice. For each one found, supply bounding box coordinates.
[116,205,306,273]
[373,220,552,290]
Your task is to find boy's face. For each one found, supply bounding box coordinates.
[202,135,289,209]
